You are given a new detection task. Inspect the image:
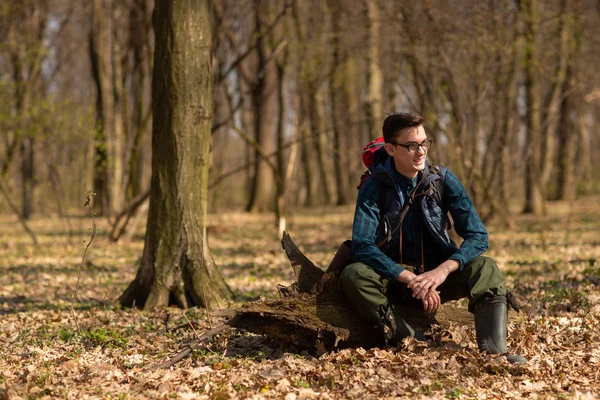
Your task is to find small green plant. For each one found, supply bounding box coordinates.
[294,379,311,388]
[34,369,51,385]
[84,327,128,347]
[233,383,248,392]
[58,328,77,342]
[446,387,462,399]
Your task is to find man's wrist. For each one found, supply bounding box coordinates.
[397,269,416,284]
[442,259,460,274]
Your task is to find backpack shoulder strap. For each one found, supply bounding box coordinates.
[427,164,447,209]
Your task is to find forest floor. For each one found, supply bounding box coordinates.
[0,195,599,399]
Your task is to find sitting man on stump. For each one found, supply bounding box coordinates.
[340,112,526,364]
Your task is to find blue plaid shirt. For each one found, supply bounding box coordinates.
[352,163,488,281]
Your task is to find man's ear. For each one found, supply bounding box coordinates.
[384,143,395,156]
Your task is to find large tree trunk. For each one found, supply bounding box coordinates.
[119,0,231,310]
[522,0,544,215]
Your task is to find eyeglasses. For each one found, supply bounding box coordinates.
[388,138,433,153]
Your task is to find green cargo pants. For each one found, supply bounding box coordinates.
[339,256,506,324]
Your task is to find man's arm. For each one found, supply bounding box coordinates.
[352,178,405,281]
[444,170,489,268]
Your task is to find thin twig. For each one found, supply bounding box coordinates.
[183,311,201,341]
[69,190,98,334]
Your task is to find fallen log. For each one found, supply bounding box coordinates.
[152,233,474,369]
[228,233,472,351]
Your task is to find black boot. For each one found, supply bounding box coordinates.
[377,304,427,347]
[474,294,527,364]
[377,304,398,347]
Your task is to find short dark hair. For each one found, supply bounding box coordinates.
[382,112,424,143]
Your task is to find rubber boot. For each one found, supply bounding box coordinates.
[474,295,527,364]
[377,304,427,347]
[377,304,398,347]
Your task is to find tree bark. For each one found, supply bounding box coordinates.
[90,0,113,215]
[311,89,333,205]
[246,0,279,213]
[20,137,34,219]
[364,0,383,141]
[124,0,152,203]
[328,0,352,205]
[119,0,231,310]
[555,66,577,202]
[539,0,572,191]
[522,0,544,214]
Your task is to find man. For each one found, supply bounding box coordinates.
[340,112,526,364]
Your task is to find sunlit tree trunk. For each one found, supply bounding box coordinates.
[299,94,315,207]
[311,90,333,205]
[124,0,152,202]
[119,0,231,310]
[328,0,351,205]
[364,0,383,140]
[90,0,114,215]
[540,0,572,191]
[555,66,577,202]
[246,0,278,213]
[522,0,544,214]
[8,1,48,219]
[498,29,519,225]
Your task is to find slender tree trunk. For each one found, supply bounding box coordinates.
[299,93,315,207]
[291,3,316,207]
[210,84,230,211]
[365,0,383,140]
[522,0,544,214]
[498,39,519,224]
[275,61,287,230]
[555,67,577,202]
[310,89,333,205]
[125,0,151,201]
[119,0,231,310]
[90,0,113,215]
[246,1,279,213]
[539,0,572,191]
[20,136,34,219]
[111,8,126,214]
[328,0,351,205]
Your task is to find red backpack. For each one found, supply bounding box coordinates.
[358,137,387,189]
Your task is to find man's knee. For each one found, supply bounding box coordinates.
[340,262,376,284]
[469,256,502,277]
[339,262,385,297]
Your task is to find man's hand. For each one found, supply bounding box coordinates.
[407,259,460,300]
[421,289,441,313]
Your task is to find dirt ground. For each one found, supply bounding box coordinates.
[0,195,599,399]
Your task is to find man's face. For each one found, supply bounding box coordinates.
[384,125,428,178]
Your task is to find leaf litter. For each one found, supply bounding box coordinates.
[0,198,599,399]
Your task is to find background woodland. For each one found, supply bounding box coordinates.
[1,0,599,227]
